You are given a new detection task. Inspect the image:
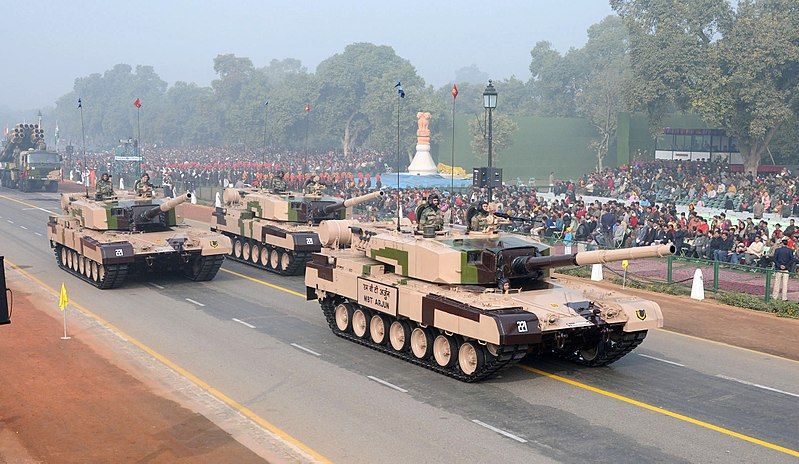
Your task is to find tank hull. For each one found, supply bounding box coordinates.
[48,214,230,289]
[211,210,321,275]
[306,246,664,382]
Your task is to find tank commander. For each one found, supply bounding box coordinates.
[417,193,444,232]
[95,173,114,199]
[482,203,511,234]
[270,170,287,192]
[134,173,154,197]
[304,175,326,195]
[469,201,490,231]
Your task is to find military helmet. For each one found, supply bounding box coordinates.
[428,193,440,204]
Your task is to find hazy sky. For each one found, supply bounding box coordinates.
[1,1,613,110]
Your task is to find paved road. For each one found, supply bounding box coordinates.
[1,189,798,463]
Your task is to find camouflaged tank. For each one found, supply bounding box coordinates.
[211,188,383,275]
[305,221,674,382]
[48,192,231,289]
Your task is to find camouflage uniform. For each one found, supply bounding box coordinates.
[96,179,114,199]
[135,179,154,197]
[305,181,325,195]
[418,205,444,231]
[271,178,287,192]
[470,210,489,231]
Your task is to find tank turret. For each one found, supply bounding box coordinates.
[62,192,191,232]
[138,193,191,222]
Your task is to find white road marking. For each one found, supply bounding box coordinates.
[21,206,55,214]
[367,375,408,393]
[291,343,322,357]
[147,282,165,290]
[232,318,256,329]
[34,232,42,236]
[185,298,205,307]
[472,420,528,443]
[716,374,799,399]
[637,353,685,367]
[19,225,27,230]
[6,220,13,223]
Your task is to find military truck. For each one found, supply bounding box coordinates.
[0,124,61,192]
[211,188,383,275]
[305,221,674,382]
[48,192,231,289]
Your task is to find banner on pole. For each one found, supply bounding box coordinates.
[58,283,69,311]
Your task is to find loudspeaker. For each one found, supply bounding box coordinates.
[472,167,502,188]
[0,256,10,325]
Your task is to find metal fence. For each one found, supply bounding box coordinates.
[540,237,797,303]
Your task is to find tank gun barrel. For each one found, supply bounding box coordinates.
[512,243,675,274]
[321,190,384,215]
[138,193,191,221]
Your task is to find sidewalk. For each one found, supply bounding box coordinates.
[0,284,266,463]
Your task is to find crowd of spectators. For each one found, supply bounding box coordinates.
[63,149,799,277]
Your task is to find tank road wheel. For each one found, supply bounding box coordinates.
[78,255,86,276]
[96,264,106,282]
[334,303,354,332]
[433,334,459,368]
[60,247,69,266]
[250,243,261,264]
[260,245,271,267]
[87,260,95,280]
[351,307,371,339]
[232,239,243,259]
[410,327,434,360]
[269,248,280,270]
[280,251,292,272]
[242,242,251,261]
[369,314,390,345]
[458,342,485,376]
[389,320,412,352]
[69,250,78,271]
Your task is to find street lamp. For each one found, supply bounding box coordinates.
[483,80,497,200]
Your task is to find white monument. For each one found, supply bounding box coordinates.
[406,112,439,175]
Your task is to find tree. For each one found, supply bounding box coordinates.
[528,41,583,117]
[574,16,631,171]
[454,64,489,85]
[315,43,425,157]
[610,0,799,173]
[468,113,518,162]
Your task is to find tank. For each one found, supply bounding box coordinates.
[305,221,674,382]
[48,192,232,289]
[211,188,384,275]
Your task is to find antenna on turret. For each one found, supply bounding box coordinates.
[395,80,405,232]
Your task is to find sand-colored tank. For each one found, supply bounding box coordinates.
[211,188,383,275]
[305,220,674,382]
[48,192,231,289]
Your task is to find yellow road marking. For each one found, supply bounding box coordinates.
[0,193,54,212]
[221,268,306,298]
[4,258,331,464]
[519,366,799,458]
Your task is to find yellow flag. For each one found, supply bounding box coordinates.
[622,260,629,270]
[58,283,69,311]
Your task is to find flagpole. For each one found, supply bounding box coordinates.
[79,99,86,186]
[137,106,141,164]
[263,100,269,168]
[450,88,456,225]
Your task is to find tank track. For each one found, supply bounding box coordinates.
[553,329,648,367]
[320,298,529,382]
[185,254,225,281]
[54,245,129,289]
[223,234,310,276]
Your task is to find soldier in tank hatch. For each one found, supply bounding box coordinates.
[417,193,444,232]
[135,173,154,197]
[95,173,114,199]
[270,170,287,192]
